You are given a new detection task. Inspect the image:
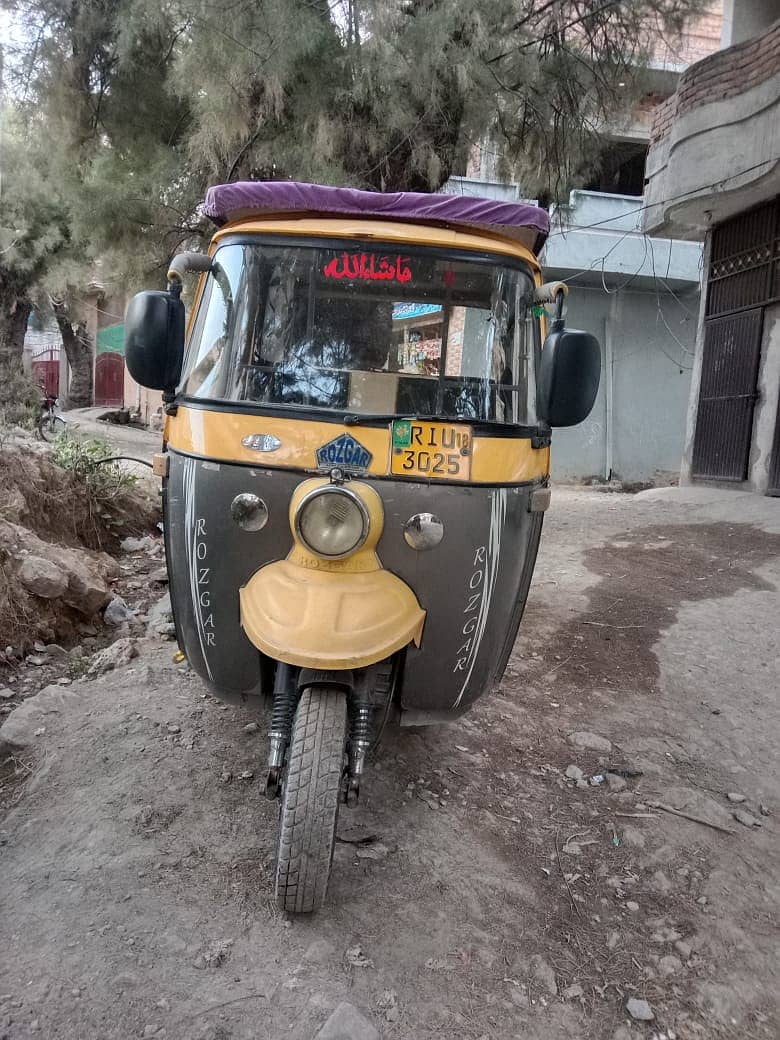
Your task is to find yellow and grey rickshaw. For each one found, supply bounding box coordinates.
[125,181,600,912]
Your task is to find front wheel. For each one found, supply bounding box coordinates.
[274,687,347,913]
[38,414,66,442]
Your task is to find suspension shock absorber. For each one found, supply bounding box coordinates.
[266,662,297,800]
[346,697,374,806]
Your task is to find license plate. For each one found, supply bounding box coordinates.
[390,420,472,480]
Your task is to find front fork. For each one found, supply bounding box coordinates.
[264,659,395,804]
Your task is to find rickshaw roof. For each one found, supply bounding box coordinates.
[203,181,549,253]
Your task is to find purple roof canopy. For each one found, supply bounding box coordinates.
[203,181,549,252]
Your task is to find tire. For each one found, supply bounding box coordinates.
[274,687,347,914]
[38,414,65,442]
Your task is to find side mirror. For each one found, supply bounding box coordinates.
[538,327,601,428]
[124,290,185,395]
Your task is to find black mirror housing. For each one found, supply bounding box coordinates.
[124,290,185,394]
[538,327,601,428]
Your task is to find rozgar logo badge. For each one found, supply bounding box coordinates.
[315,433,373,474]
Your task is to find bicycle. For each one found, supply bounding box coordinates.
[36,393,67,442]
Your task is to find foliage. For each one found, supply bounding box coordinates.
[1,0,708,301]
[0,366,41,429]
[52,433,138,503]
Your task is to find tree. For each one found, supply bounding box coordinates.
[176,0,707,196]
[2,0,706,386]
[0,108,70,415]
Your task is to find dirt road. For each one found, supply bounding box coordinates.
[2,487,779,1040]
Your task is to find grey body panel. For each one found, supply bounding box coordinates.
[165,450,543,717]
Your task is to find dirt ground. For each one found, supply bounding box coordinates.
[2,485,779,1040]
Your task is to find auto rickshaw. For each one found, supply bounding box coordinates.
[124,181,600,913]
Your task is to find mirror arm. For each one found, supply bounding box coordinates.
[167,251,214,288]
[535,281,568,333]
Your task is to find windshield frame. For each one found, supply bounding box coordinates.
[178,233,541,433]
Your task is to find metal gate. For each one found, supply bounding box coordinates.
[691,310,763,480]
[769,403,780,496]
[95,352,125,407]
[691,198,780,483]
[31,347,61,399]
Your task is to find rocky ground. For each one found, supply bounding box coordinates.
[1,481,779,1040]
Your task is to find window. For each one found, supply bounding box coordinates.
[181,240,537,424]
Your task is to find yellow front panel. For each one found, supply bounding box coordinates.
[166,406,549,485]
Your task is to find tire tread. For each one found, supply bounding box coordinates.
[274,687,347,913]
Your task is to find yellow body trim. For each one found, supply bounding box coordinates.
[166,406,550,485]
[240,477,426,669]
[240,562,425,669]
[211,217,541,274]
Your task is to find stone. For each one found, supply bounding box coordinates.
[726,792,746,803]
[606,772,627,792]
[104,597,135,627]
[86,638,138,679]
[166,724,181,734]
[531,955,557,996]
[0,688,14,700]
[626,997,654,1021]
[563,983,583,1000]
[658,954,683,976]
[733,809,761,827]
[652,870,674,894]
[674,939,692,960]
[0,684,80,750]
[565,764,584,781]
[355,842,390,861]
[147,593,173,633]
[243,722,259,734]
[26,654,47,666]
[622,826,646,849]
[314,1002,380,1040]
[120,536,156,553]
[149,566,169,583]
[64,567,113,616]
[19,556,68,599]
[651,927,682,943]
[567,731,612,753]
[626,901,640,912]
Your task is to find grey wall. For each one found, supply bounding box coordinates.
[550,286,697,483]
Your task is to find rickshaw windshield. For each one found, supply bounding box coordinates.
[181,240,537,425]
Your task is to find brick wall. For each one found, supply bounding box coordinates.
[650,19,780,143]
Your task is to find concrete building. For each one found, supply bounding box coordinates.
[441,6,726,485]
[643,7,780,495]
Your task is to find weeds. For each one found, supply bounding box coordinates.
[53,434,138,500]
[0,368,40,431]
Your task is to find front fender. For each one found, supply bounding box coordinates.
[240,560,426,670]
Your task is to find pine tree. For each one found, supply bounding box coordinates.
[1,0,706,397]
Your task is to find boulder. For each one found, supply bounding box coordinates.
[64,565,112,616]
[0,519,115,616]
[103,596,135,627]
[86,637,138,678]
[314,1003,380,1040]
[0,684,81,750]
[147,592,173,634]
[567,731,612,753]
[19,556,68,599]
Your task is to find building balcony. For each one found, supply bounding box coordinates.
[543,190,702,291]
[643,18,780,238]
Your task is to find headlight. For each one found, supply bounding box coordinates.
[295,486,369,559]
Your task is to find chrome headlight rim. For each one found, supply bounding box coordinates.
[294,484,370,560]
